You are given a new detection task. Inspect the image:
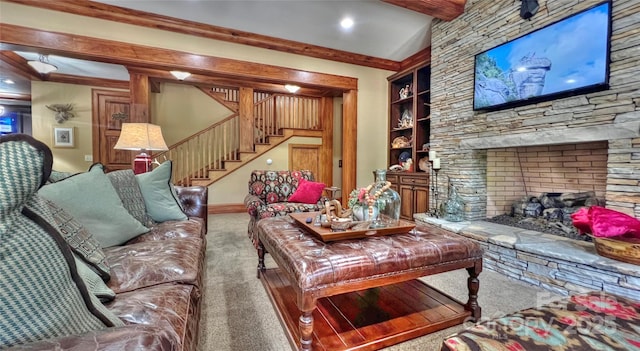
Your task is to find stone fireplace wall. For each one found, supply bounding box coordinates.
[486,141,608,217]
[430,0,640,220]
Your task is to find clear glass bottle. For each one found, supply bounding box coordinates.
[370,169,401,228]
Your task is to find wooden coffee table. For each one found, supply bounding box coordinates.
[256,216,483,351]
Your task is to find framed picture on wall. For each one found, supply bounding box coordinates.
[53,127,75,148]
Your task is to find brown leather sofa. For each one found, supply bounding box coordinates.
[11,186,208,351]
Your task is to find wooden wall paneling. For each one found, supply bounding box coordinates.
[3,0,401,71]
[0,24,358,92]
[319,97,334,187]
[341,90,357,206]
[239,87,254,153]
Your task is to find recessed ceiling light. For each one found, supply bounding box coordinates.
[2,79,15,84]
[340,17,354,29]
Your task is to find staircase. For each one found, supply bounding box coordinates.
[154,87,322,186]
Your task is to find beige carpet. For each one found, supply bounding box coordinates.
[198,213,562,351]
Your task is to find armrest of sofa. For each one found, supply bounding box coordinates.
[244,194,265,218]
[174,185,208,234]
[9,325,177,351]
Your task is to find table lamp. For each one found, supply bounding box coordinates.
[114,123,168,174]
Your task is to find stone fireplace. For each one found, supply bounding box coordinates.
[429,0,640,221]
[421,0,640,299]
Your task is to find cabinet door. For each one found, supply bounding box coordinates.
[398,184,415,220]
[413,185,429,214]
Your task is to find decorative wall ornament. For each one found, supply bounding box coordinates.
[46,104,75,124]
[112,112,128,120]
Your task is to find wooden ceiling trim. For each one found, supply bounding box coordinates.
[44,74,130,90]
[382,0,467,21]
[4,0,401,72]
[398,47,431,72]
[0,92,31,101]
[0,50,42,81]
[0,24,358,91]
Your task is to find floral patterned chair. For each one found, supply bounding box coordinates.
[244,170,328,248]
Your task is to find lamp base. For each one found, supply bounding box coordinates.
[133,152,152,174]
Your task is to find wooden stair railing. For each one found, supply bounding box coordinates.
[154,88,321,186]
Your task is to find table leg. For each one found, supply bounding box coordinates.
[257,241,266,278]
[465,260,482,321]
[299,310,314,351]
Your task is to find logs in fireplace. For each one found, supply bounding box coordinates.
[487,191,603,242]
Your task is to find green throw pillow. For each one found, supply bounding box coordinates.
[136,160,188,222]
[0,134,123,349]
[38,165,149,248]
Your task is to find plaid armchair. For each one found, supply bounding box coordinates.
[244,170,327,248]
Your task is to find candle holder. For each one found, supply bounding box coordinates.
[429,158,441,218]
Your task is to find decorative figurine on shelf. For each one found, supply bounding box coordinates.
[399,84,412,99]
[398,109,413,128]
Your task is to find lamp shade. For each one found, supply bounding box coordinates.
[114,123,168,151]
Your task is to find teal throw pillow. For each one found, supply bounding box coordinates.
[136,160,188,222]
[38,166,150,248]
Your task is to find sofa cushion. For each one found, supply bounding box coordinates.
[7,325,178,351]
[259,202,325,219]
[107,169,155,227]
[288,178,326,204]
[0,134,123,349]
[38,165,150,248]
[107,283,200,351]
[44,198,111,280]
[136,161,188,223]
[126,218,205,244]
[104,238,205,294]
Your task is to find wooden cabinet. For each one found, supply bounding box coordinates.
[386,172,429,220]
[387,63,431,220]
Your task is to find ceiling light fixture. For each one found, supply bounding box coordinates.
[170,70,191,80]
[284,84,300,93]
[340,17,354,29]
[27,54,58,75]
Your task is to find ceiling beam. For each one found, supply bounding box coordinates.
[3,0,402,71]
[0,24,358,92]
[129,67,333,97]
[382,0,466,21]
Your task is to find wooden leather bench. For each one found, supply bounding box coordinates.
[256,216,484,351]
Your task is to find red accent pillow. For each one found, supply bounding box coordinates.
[571,206,640,238]
[590,206,640,238]
[288,178,326,204]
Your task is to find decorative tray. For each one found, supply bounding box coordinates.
[289,212,416,242]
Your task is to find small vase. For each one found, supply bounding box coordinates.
[352,205,379,221]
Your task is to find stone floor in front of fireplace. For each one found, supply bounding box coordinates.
[414,213,640,300]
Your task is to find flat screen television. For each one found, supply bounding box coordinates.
[473,1,612,111]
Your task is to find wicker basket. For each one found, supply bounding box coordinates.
[591,235,640,265]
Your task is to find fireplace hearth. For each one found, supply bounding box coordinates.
[486,191,603,242]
